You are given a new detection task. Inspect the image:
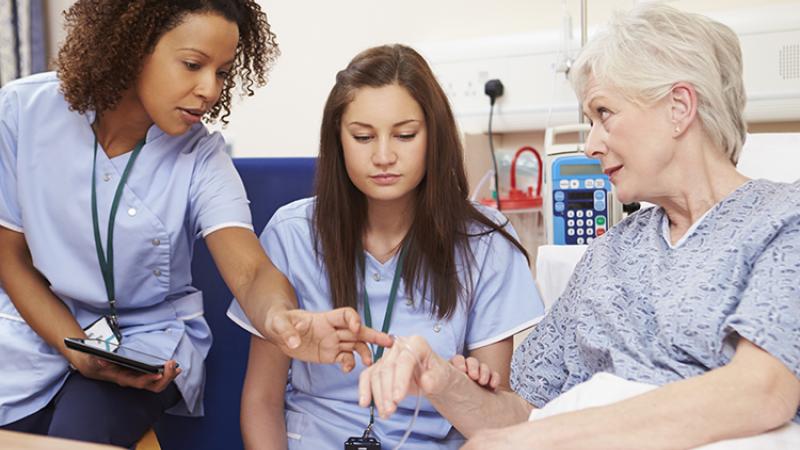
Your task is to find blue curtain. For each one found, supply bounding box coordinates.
[0,0,46,86]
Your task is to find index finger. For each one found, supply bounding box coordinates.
[357,326,393,348]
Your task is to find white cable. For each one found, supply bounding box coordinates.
[391,336,424,450]
[469,168,496,202]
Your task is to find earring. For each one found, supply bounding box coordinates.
[674,126,680,134]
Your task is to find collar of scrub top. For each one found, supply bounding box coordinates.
[360,242,407,440]
[91,133,146,338]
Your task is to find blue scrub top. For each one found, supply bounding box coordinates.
[0,72,252,425]
[228,198,545,449]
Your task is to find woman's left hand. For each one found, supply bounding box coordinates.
[357,335,451,419]
[69,351,181,393]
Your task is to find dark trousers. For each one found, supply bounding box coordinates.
[1,371,180,448]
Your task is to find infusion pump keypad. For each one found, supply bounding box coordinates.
[553,178,609,245]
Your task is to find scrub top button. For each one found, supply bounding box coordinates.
[433,323,442,333]
[103,173,112,182]
[127,208,137,217]
[372,272,381,282]
[152,268,162,277]
[152,238,161,246]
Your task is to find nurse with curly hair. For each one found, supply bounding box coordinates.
[0,1,388,446]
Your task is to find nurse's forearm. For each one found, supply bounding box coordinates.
[426,354,534,437]
[0,229,86,360]
[205,227,298,342]
[239,261,298,339]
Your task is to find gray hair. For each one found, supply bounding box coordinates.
[570,2,747,164]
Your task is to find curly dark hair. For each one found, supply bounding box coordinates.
[56,0,279,124]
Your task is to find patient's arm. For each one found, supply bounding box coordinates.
[358,336,534,437]
[240,336,290,450]
[463,338,800,449]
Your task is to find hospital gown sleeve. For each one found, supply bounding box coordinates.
[188,132,253,238]
[510,256,587,408]
[0,86,22,232]
[724,213,800,378]
[226,207,295,337]
[464,220,545,351]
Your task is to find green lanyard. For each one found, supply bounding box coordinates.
[362,246,406,362]
[361,245,406,438]
[91,135,145,330]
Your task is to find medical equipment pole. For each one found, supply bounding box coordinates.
[578,0,588,141]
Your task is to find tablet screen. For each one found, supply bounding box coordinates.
[77,338,169,367]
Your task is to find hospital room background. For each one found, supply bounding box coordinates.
[1,0,799,448]
[5,0,797,276]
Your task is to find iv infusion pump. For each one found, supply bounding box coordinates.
[543,124,621,245]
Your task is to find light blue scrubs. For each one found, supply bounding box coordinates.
[0,72,253,425]
[228,197,545,449]
[512,179,800,422]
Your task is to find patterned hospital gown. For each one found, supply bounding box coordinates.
[511,179,800,422]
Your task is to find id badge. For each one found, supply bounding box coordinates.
[344,436,381,450]
[83,315,122,349]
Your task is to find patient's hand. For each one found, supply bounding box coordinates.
[450,355,501,391]
[267,307,393,373]
[358,336,452,419]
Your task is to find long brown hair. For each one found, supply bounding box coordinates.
[314,44,527,320]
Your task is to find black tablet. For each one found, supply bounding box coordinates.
[64,337,174,375]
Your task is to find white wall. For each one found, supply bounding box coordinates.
[45,0,799,157]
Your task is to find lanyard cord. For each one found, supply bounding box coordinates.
[91,136,145,329]
[362,245,406,437]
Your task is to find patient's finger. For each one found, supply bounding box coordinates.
[370,365,387,417]
[450,354,467,373]
[392,347,417,403]
[379,357,396,417]
[489,371,501,390]
[478,362,491,386]
[466,356,480,381]
[358,367,373,408]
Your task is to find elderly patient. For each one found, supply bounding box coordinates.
[357,3,800,448]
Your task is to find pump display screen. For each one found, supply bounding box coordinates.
[559,164,603,176]
[568,191,594,200]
